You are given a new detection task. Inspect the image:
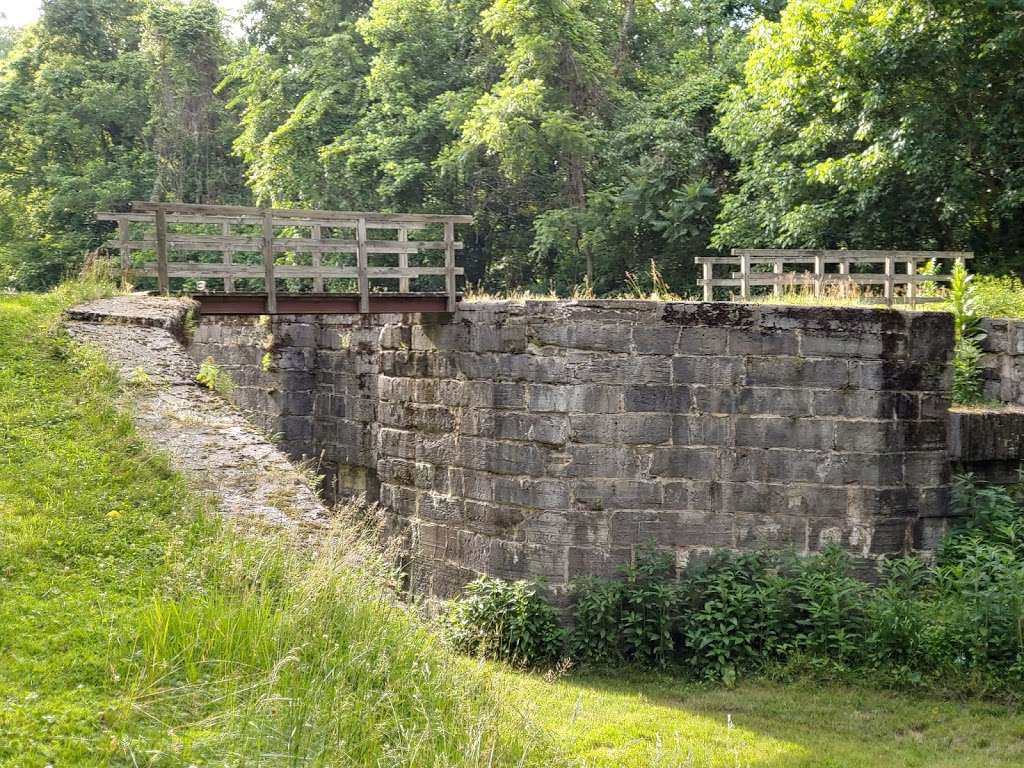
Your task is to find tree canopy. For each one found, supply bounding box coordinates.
[0,0,1021,291]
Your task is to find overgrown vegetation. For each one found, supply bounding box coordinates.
[949,262,987,404]
[0,285,551,766]
[3,1,1023,295]
[450,478,1024,699]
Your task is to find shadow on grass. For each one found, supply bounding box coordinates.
[497,667,1024,768]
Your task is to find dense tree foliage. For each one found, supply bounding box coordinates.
[0,0,1022,292]
[0,0,243,288]
[714,0,1024,274]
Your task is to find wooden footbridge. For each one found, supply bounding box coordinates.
[98,202,473,314]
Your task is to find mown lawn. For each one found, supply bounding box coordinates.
[2,284,1024,767]
[504,670,1024,767]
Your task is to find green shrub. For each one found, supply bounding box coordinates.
[953,338,985,404]
[972,274,1024,320]
[446,577,565,667]
[620,548,679,666]
[783,548,868,667]
[570,577,624,665]
[680,552,783,682]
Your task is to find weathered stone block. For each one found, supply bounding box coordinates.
[672,356,745,386]
[625,384,689,412]
[574,479,664,510]
[649,446,719,478]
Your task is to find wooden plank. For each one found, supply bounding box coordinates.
[739,252,751,299]
[444,220,456,313]
[128,200,474,224]
[702,261,713,302]
[128,264,465,279]
[772,261,783,297]
[398,226,410,293]
[699,273,952,287]
[312,224,324,293]
[729,252,974,264]
[357,216,369,313]
[262,209,277,314]
[155,206,169,295]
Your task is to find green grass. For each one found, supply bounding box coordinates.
[0,283,550,767]
[505,670,1024,768]
[4,282,1024,767]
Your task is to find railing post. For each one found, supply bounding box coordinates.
[444,219,456,313]
[813,253,825,297]
[262,208,277,314]
[398,225,410,293]
[117,218,130,290]
[222,221,234,294]
[357,216,369,313]
[155,205,169,295]
[703,260,714,302]
[884,253,895,307]
[739,253,751,300]
[906,258,917,309]
[312,223,324,294]
[772,259,783,297]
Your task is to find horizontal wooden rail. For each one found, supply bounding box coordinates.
[696,249,973,308]
[98,202,471,313]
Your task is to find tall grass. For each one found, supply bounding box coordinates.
[122,513,554,766]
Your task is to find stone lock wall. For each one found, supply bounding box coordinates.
[190,300,955,598]
[979,318,1024,406]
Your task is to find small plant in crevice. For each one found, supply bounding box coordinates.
[196,356,234,398]
[260,351,273,372]
[949,261,987,404]
[126,365,154,389]
[445,576,565,667]
[181,307,198,343]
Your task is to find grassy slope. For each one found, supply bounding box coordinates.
[2,285,1024,767]
[0,286,549,767]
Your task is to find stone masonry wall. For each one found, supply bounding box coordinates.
[979,318,1024,406]
[190,313,400,501]
[190,300,955,599]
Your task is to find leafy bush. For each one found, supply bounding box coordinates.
[972,274,1024,320]
[570,577,624,665]
[619,548,679,666]
[679,552,782,682]
[446,577,565,667]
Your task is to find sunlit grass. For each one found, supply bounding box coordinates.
[0,284,554,767]
[503,669,1024,768]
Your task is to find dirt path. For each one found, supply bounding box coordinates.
[65,295,331,531]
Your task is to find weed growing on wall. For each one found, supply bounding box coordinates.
[196,356,234,398]
[950,262,987,404]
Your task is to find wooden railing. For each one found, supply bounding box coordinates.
[696,249,973,307]
[98,202,473,313]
